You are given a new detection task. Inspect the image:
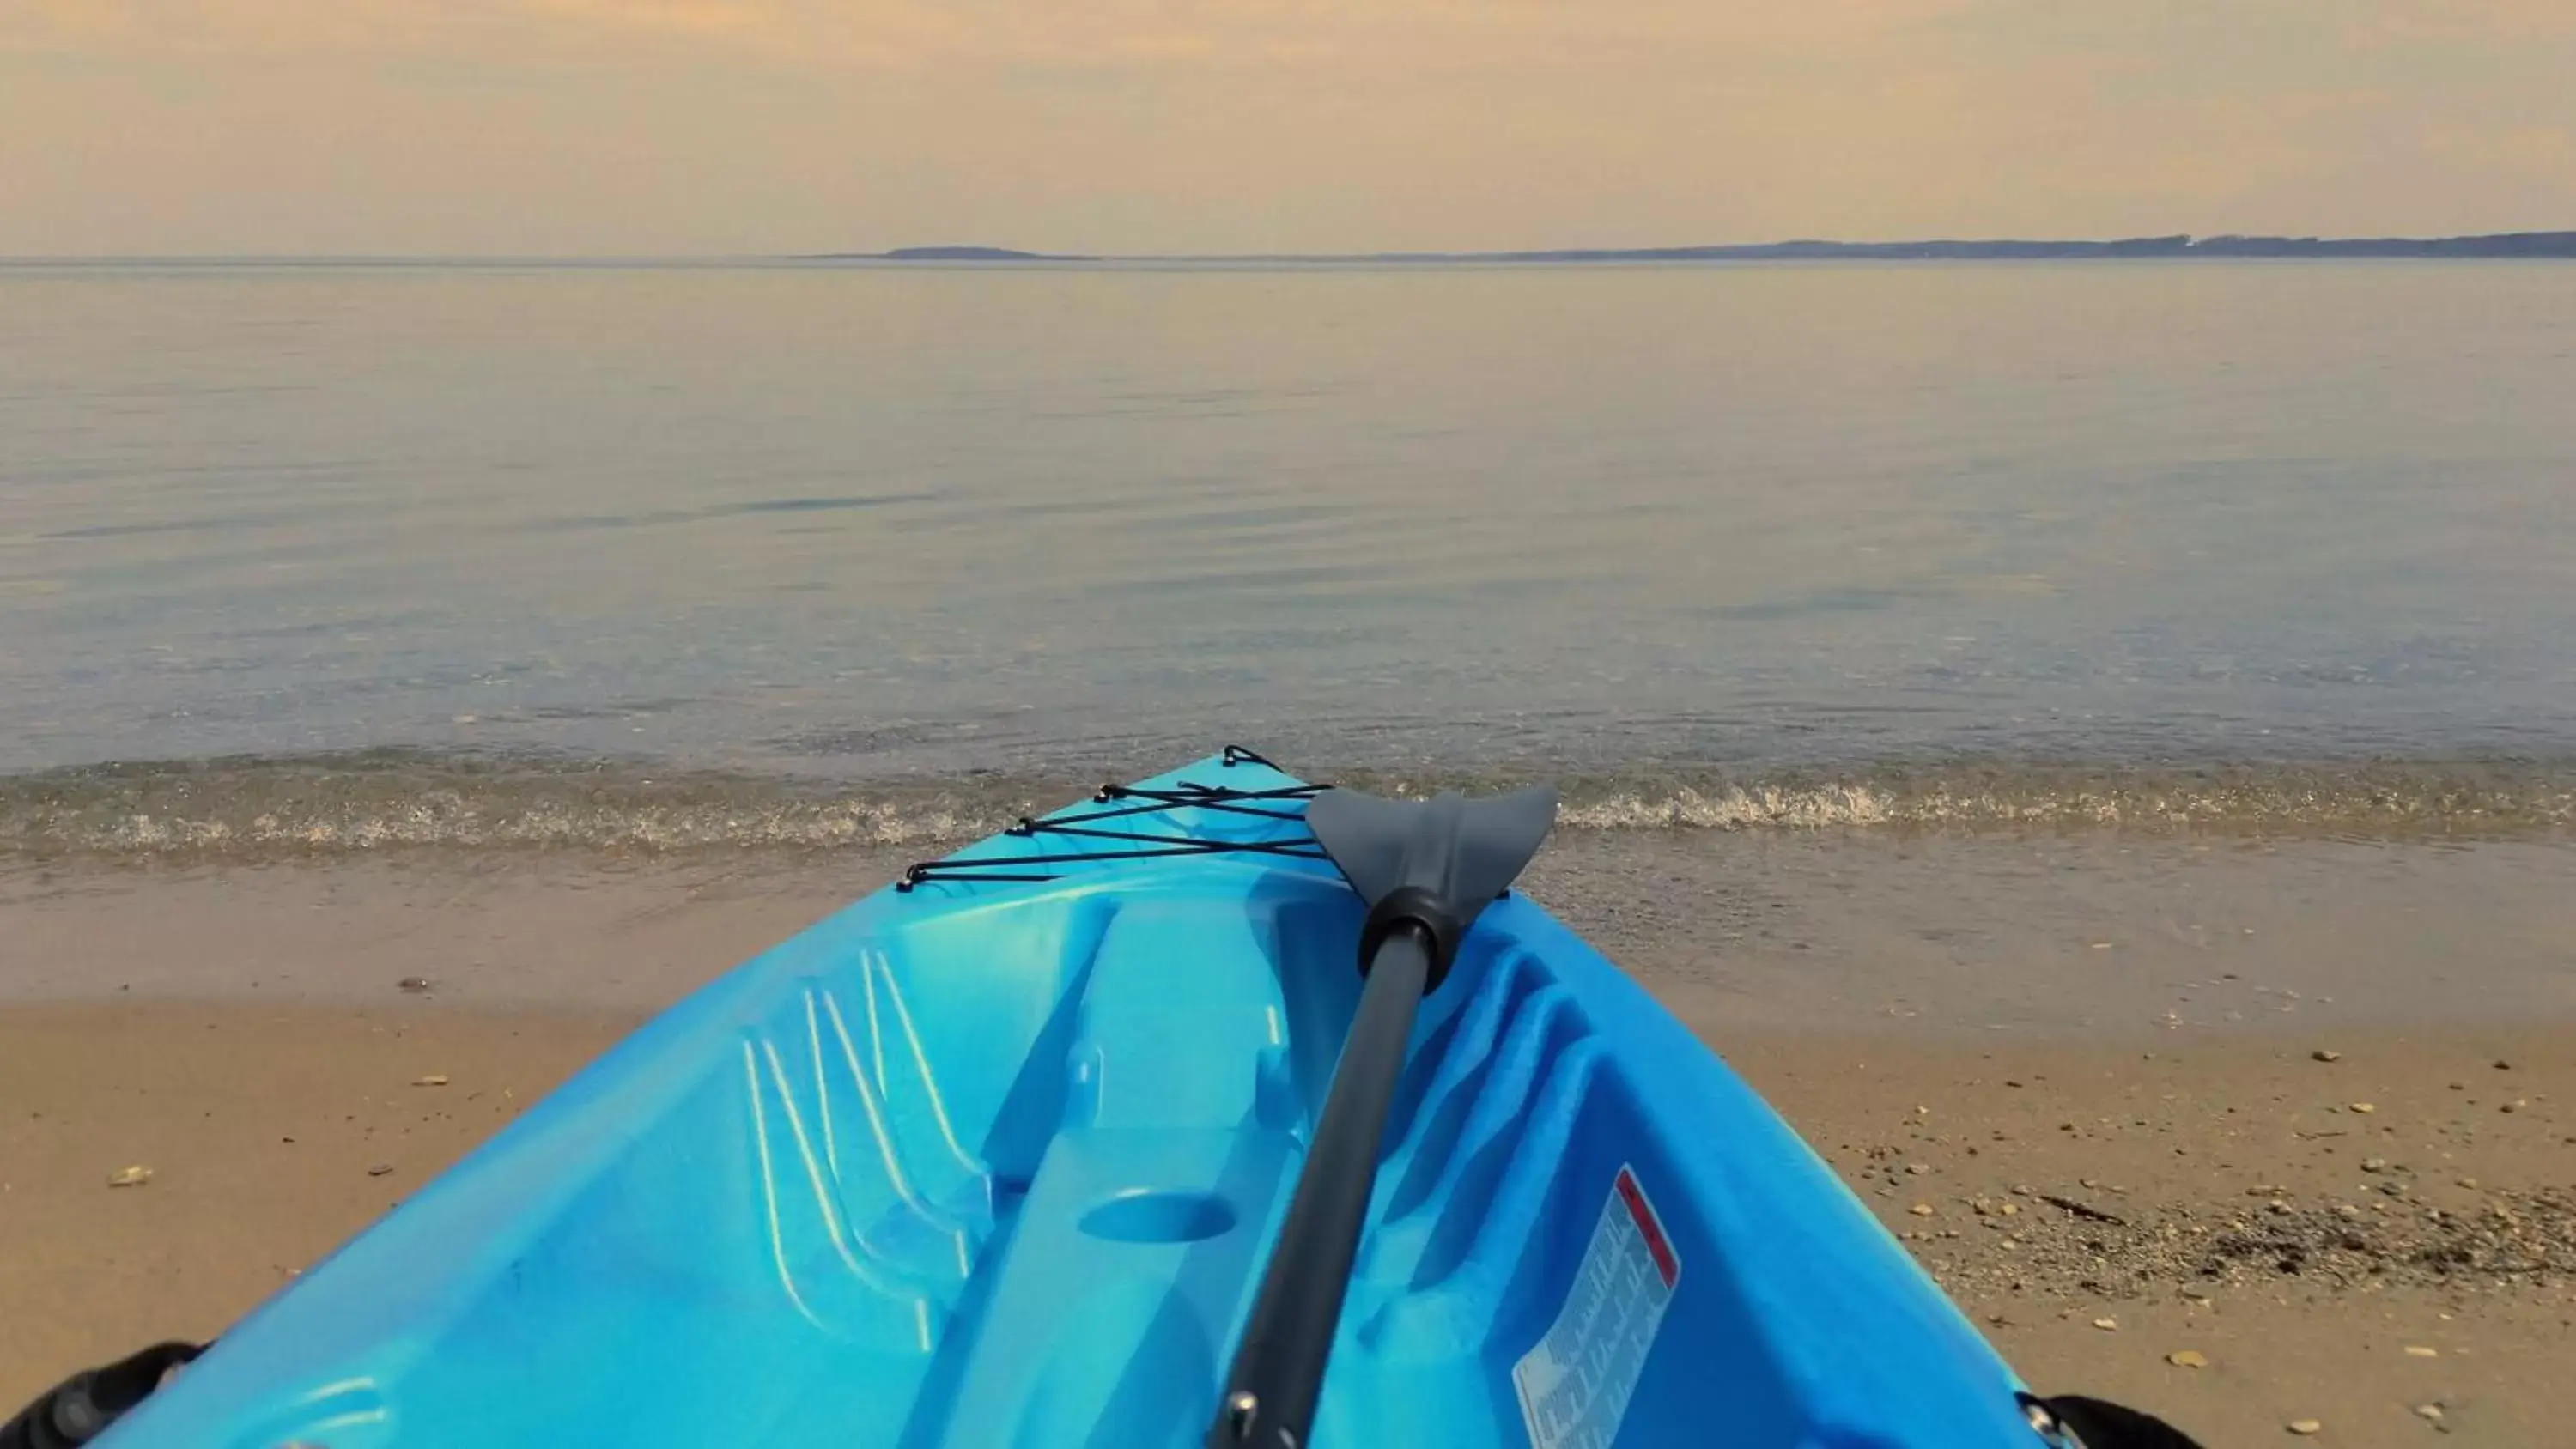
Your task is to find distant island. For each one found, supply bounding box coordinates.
[811,232,2576,264]
[804,245,1103,262]
[860,246,1083,262]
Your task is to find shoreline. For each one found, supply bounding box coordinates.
[9,751,2576,861]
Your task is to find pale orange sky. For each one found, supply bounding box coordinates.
[4,1,2572,256]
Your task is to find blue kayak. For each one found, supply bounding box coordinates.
[104,750,2043,1448]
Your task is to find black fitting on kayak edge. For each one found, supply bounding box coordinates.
[3,1341,204,1449]
[1358,888,1459,994]
[2020,1391,2208,1449]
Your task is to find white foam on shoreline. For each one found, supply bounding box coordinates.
[8,751,2573,861]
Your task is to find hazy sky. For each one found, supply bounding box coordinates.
[5,1,2572,255]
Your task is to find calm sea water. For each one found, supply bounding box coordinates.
[4,261,2574,852]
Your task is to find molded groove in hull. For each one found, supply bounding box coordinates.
[743,960,1007,1352]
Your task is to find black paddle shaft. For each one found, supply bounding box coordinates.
[1206,925,1431,1449]
[1205,784,1557,1449]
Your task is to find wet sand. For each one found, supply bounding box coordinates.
[4,836,2573,1443]
[9,832,2575,1030]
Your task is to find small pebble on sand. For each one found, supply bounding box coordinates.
[2351,1102,2376,1114]
[397,977,433,994]
[2166,1349,2208,1367]
[2405,1345,2439,1358]
[2092,1317,2117,1331]
[2286,1419,2322,1436]
[367,1163,394,1177]
[1909,1203,1935,1216]
[2494,1059,2512,1070]
[2415,1404,2445,1422]
[107,1165,152,1188]
[412,1074,450,1088]
[2312,1050,2342,1063]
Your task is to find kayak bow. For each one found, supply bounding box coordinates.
[94,751,2149,1448]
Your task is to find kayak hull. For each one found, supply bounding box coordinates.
[104,755,2036,1447]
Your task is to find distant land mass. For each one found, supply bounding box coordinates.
[860,246,1076,262]
[814,232,2576,264]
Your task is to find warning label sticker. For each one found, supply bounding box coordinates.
[1512,1164,1680,1449]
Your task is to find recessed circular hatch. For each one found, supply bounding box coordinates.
[1078,1189,1237,1243]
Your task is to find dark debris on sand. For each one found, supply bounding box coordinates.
[1906,1185,2576,1304]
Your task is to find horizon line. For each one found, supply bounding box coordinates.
[9,227,2576,267]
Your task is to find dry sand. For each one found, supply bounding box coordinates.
[1726,1034,2575,1447]
[1,1002,635,1406]
[4,839,2573,1444]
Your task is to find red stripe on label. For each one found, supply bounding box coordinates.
[1616,1167,1679,1289]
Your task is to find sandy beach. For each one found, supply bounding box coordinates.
[5,836,2573,1445]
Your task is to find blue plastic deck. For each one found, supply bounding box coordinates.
[104,755,2038,1447]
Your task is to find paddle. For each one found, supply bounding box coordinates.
[1204,785,1558,1449]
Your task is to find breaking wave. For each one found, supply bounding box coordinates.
[0,752,1027,860]
[4,749,2573,861]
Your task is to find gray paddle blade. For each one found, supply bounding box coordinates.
[1304,785,1558,925]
